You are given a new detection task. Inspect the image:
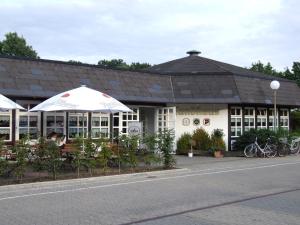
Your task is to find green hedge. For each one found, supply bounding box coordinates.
[176,133,192,155]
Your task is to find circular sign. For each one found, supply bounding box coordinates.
[193,118,200,126]
[182,118,190,126]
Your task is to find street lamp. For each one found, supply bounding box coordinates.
[270,80,280,131]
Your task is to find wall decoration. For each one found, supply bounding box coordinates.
[203,118,210,126]
[182,118,190,126]
[193,118,200,126]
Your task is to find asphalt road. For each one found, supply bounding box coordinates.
[0,156,300,225]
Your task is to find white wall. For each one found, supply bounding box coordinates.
[175,104,229,150]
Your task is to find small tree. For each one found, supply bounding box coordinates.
[14,138,30,182]
[142,133,162,170]
[157,129,175,169]
[0,158,8,177]
[192,128,211,151]
[83,138,98,176]
[210,129,226,153]
[32,137,47,180]
[176,133,192,154]
[119,134,140,172]
[45,140,62,180]
[72,137,87,178]
[98,141,113,174]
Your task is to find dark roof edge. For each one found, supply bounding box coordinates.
[0,55,159,76]
[0,55,296,83]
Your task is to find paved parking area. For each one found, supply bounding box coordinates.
[0,155,299,225]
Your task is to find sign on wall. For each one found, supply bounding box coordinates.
[128,121,142,135]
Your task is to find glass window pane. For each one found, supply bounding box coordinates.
[0,116,10,127]
[237,118,241,126]
[0,128,10,140]
[92,128,100,138]
[100,128,108,137]
[92,117,100,127]
[113,117,119,126]
[46,116,55,127]
[19,116,28,127]
[29,116,38,127]
[133,115,137,120]
[68,128,77,138]
[101,117,108,126]
[56,116,64,127]
[69,116,77,127]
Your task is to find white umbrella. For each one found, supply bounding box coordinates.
[0,94,25,110]
[30,85,131,113]
[30,85,132,150]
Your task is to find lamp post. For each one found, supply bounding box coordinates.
[270,80,280,131]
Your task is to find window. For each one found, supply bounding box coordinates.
[19,115,39,139]
[257,108,267,130]
[268,109,278,131]
[121,108,139,134]
[0,112,11,141]
[68,113,88,139]
[279,109,289,130]
[156,107,175,132]
[230,107,242,137]
[91,113,109,138]
[243,107,255,132]
[17,103,40,140]
[44,112,65,138]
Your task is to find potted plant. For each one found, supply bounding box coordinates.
[210,129,226,158]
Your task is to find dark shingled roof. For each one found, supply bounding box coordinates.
[0,54,300,106]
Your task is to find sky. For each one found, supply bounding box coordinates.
[0,0,299,70]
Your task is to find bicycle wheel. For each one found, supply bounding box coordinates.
[265,144,277,158]
[290,141,300,155]
[244,144,257,157]
[277,143,289,157]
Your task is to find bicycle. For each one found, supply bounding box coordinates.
[277,137,300,156]
[244,137,277,158]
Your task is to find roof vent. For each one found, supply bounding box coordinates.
[186,50,201,56]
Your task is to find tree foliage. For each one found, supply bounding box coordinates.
[0,32,38,58]
[98,58,151,70]
[250,61,300,85]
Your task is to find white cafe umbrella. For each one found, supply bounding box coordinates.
[30,85,131,113]
[30,85,132,150]
[0,94,25,110]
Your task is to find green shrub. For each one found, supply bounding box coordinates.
[157,129,175,169]
[176,133,192,155]
[210,129,226,153]
[192,128,211,151]
[233,129,276,151]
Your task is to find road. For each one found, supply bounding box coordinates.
[0,156,300,225]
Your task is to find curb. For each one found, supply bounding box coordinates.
[0,168,189,191]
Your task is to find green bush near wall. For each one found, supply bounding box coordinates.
[176,133,192,154]
[233,129,276,151]
[192,128,211,151]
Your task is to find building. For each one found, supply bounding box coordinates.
[1,51,300,150]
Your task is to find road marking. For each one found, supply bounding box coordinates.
[119,187,300,225]
[0,160,300,201]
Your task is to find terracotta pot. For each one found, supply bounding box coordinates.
[214,150,223,158]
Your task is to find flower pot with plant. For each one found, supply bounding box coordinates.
[210,129,226,158]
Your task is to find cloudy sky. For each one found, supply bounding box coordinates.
[0,0,299,70]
